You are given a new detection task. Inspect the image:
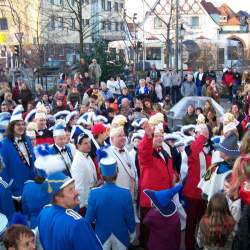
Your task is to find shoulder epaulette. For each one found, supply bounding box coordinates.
[66,209,82,220]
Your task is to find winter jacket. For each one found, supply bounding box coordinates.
[183,135,211,199]
[138,134,177,207]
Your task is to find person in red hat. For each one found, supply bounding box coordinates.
[90,123,109,180]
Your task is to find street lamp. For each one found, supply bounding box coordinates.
[15,32,24,68]
[180,24,185,77]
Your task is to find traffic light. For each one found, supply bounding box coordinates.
[14,45,19,57]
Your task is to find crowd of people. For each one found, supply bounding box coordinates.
[0,60,250,250]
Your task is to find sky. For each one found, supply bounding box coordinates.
[126,0,250,21]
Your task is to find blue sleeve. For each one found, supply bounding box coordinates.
[21,188,30,218]
[72,219,103,250]
[85,191,96,224]
[124,191,136,233]
[0,186,15,220]
[0,141,10,182]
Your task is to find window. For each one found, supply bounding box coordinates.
[70,0,75,6]
[0,18,8,30]
[114,2,118,12]
[191,16,199,28]
[120,22,124,31]
[51,0,63,4]
[115,22,119,31]
[154,17,163,28]
[102,21,106,30]
[85,0,89,4]
[50,16,55,30]
[101,0,105,10]
[57,17,63,29]
[107,21,112,31]
[120,3,124,10]
[146,47,161,60]
[85,19,90,26]
[71,18,76,30]
[107,1,111,11]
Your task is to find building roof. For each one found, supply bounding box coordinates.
[200,0,220,15]
[218,3,241,26]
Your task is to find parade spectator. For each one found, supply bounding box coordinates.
[194,66,206,96]
[3,224,36,250]
[142,98,155,117]
[117,86,133,106]
[115,75,126,95]
[119,98,133,118]
[135,79,150,99]
[107,76,118,96]
[154,79,163,102]
[222,68,234,102]
[161,69,172,96]
[100,81,114,101]
[19,84,32,111]
[206,79,221,103]
[171,70,181,104]
[89,58,102,84]
[162,95,172,114]
[79,58,89,76]
[203,100,216,117]
[181,74,196,97]
[197,193,235,250]
[2,92,16,112]
[205,66,217,82]
[232,68,242,99]
[0,82,11,104]
[230,103,244,139]
[12,82,20,103]
[241,106,250,132]
[182,104,197,125]
[67,86,81,109]
[147,64,161,82]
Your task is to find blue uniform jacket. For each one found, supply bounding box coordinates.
[22,180,51,228]
[0,137,35,196]
[0,177,15,220]
[85,183,136,247]
[38,205,102,250]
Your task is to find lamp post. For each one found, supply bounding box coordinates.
[174,0,179,72]
[180,24,185,77]
[15,32,24,68]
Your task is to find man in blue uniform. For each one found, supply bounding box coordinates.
[38,172,102,250]
[0,105,35,207]
[85,153,136,250]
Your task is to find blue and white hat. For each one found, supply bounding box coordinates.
[100,157,117,177]
[65,111,78,125]
[180,124,196,135]
[0,112,11,134]
[131,118,148,128]
[94,115,108,124]
[10,105,24,122]
[53,110,71,121]
[164,133,182,142]
[0,213,8,236]
[77,112,95,126]
[24,109,36,123]
[97,147,117,177]
[144,184,183,217]
[47,172,74,197]
[53,123,66,137]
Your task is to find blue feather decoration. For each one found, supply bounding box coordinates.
[10,212,29,226]
[96,148,108,161]
[36,144,50,156]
